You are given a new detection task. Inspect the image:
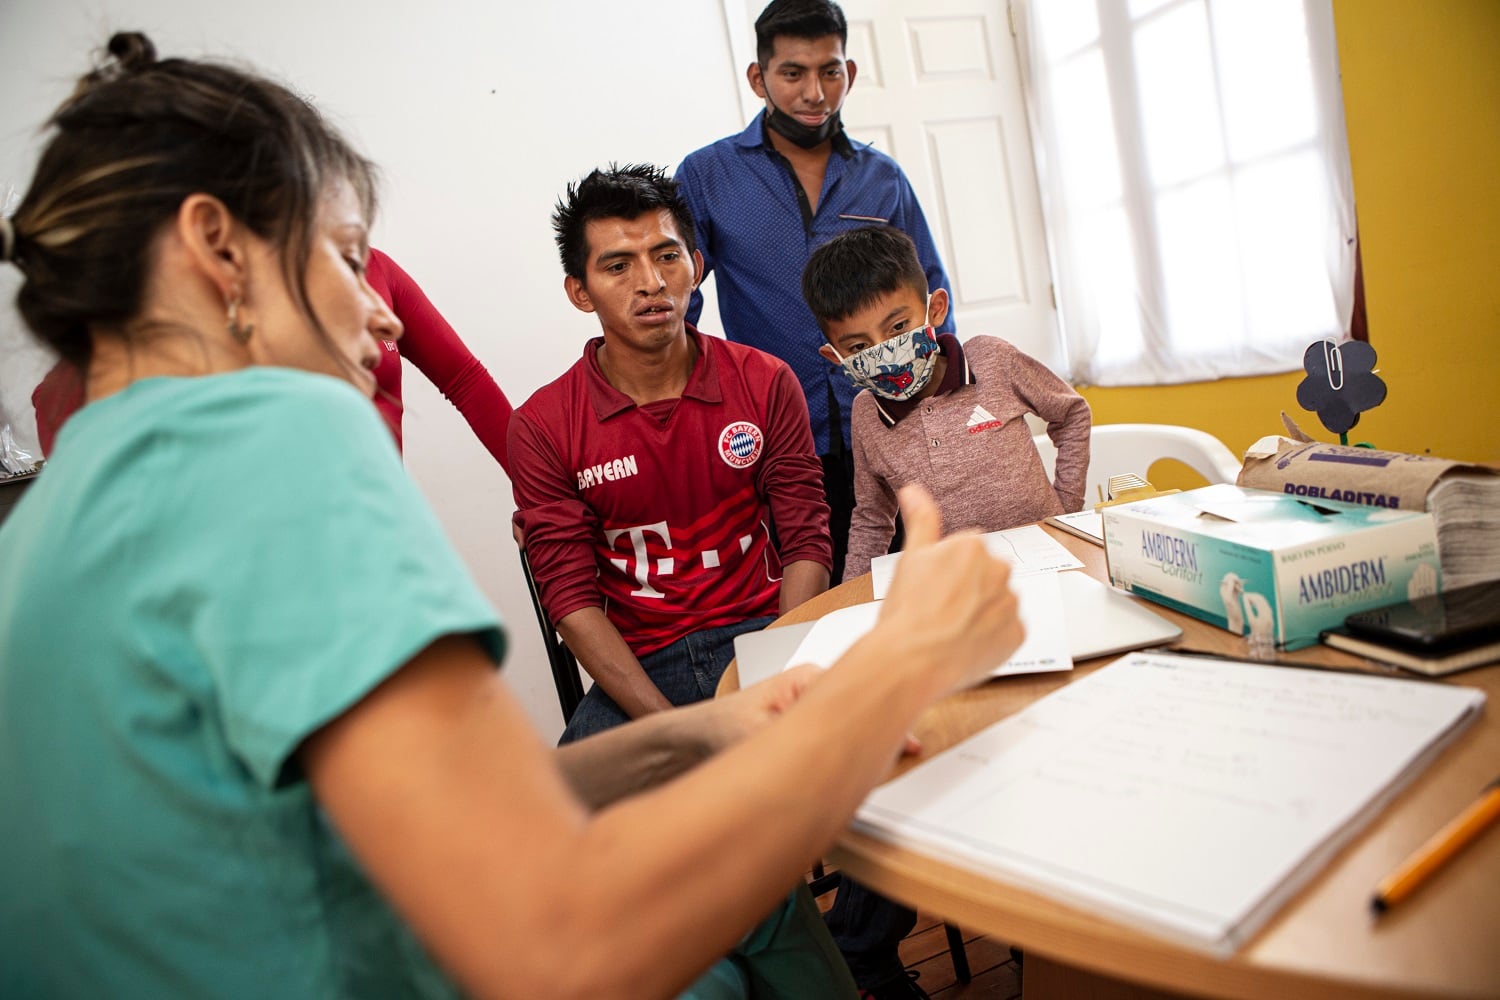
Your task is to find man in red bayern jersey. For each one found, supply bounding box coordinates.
[510,164,832,744]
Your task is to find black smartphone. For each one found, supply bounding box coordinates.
[1343,578,1500,653]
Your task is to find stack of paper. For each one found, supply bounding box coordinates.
[787,572,1073,679]
[840,527,1083,678]
[782,526,1180,680]
[1427,474,1500,588]
[869,525,1083,600]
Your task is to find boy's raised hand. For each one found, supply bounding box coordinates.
[877,485,1025,696]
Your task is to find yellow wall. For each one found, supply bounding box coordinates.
[1078,0,1500,476]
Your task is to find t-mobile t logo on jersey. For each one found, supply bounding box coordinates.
[605,521,674,599]
[603,521,757,599]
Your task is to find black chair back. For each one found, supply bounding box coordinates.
[517,545,586,723]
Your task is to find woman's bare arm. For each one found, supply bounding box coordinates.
[302,485,1021,1000]
[551,664,822,809]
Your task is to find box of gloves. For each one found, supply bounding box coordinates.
[1101,484,1442,650]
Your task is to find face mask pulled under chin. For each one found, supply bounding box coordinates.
[764,100,842,149]
[833,325,941,402]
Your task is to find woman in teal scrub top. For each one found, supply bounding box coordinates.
[0,32,1022,1000]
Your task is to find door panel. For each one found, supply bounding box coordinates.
[927,117,1027,306]
[840,0,1059,371]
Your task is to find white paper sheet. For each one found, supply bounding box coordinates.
[855,652,1485,953]
[1045,510,1105,545]
[870,525,1084,599]
[786,572,1072,678]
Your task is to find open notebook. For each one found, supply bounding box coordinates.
[854,652,1486,954]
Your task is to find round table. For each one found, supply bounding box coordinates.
[720,527,1500,999]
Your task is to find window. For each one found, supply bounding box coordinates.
[1016,0,1357,385]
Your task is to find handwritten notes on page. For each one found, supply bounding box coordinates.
[870,525,1084,600]
[855,652,1485,953]
[786,572,1072,678]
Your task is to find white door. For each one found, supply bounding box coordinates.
[721,0,1061,373]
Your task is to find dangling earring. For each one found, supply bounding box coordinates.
[226,295,254,344]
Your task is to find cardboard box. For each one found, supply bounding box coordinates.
[1102,484,1441,650]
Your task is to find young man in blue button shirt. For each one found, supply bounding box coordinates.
[677,0,955,591]
[678,8,952,993]
[679,6,949,995]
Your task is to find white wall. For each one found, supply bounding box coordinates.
[0,0,748,739]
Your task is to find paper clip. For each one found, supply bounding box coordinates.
[1324,340,1345,391]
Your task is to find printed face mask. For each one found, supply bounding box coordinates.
[831,322,941,402]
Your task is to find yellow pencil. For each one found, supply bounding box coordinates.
[1371,778,1500,914]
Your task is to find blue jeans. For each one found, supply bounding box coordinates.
[559,616,776,744]
[824,880,917,988]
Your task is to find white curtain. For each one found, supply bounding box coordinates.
[1015,0,1356,386]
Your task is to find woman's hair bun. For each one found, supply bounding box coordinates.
[104,32,157,75]
[68,32,156,99]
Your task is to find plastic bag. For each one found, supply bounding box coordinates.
[1,424,37,475]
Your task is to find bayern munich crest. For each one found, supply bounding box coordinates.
[717,421,764,468]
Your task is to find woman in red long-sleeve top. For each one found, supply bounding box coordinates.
[32,248,513,475]
[364,248,512,472]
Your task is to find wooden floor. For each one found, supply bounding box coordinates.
[896,913,1022,998]
[812,867,1021,998]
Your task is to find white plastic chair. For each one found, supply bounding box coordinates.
[1034,423,1244,506]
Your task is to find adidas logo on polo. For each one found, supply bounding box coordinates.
[967,405,1004,435]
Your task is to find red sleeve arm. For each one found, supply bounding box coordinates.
[508,408,604,626]
[32,361,86,457]
[755,363,833,571]
[374,250,515,475]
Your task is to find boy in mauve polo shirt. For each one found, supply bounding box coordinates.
[804,225,1092,581]
[510,164,832,744]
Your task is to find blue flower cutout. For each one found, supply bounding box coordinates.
[1296,339,1386,436]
